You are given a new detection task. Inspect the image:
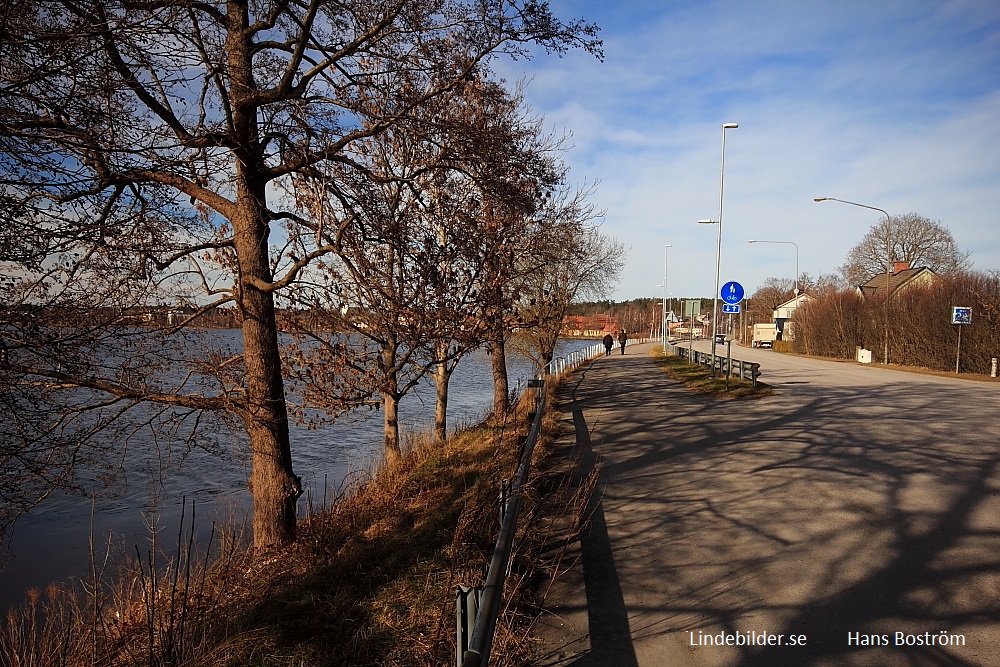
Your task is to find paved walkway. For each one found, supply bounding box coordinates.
[531,342,999,667]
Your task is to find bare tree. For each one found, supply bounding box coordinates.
[514,190,623,369]
[840,213,971,287]
[747,278,794,324]
[0,0,600,551]
[424,82,560,442]
[280,76,558,458]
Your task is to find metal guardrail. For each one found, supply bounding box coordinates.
[456,376,543,667]
[456,339,623,666]
[667,339,761,386]
[539,337,654,376]
[456,337,759,664]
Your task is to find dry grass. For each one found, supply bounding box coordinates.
[650,346,773,398]
[1,510,252,667]
[221,420,521,667]
[0,388,564,667]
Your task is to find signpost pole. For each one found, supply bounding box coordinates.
[951,306,971,374]
[689,300,695,362]
[956,325,962,375]
[726,339,732,391]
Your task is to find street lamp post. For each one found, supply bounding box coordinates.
[660,244,672,352]
[748,239,800,294]
[698,219,718,362]
[813,196,892,364]
[703,122,738,377]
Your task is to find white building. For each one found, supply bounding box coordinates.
[772,293,811,341]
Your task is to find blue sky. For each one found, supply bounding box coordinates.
[495,0,1000,301]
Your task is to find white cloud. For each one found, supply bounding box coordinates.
[495,0,1000,299]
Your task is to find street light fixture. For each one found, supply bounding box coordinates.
[813,196,892,364]
[747,239,800,295]
[704,122,738,377]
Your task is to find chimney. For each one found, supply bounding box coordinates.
[892,261,910,274]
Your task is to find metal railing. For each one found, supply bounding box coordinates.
[539,337,655,376]
[456,340,620,666]
[456,375,543,667]
[667,339,761,386]
[542,343,599,376]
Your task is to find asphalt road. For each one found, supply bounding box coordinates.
[532,342,1000,667]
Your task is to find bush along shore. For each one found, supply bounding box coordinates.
[0,377,589,667]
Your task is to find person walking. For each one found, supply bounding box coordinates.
[618,329,628,355]
[602,332,614,356]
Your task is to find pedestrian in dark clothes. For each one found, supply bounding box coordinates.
[602,333,614,356]
[618,329,628,355]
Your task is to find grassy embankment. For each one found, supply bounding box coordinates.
[650,345,773,398]
[1,383,584,667]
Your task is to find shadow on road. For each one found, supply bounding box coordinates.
[568,406,638,667]
[536,345,1000,666]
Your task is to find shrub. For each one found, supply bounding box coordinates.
[794,271,1000,372]
[772,340,793,353]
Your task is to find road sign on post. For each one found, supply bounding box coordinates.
[952,306,972,374]
[683,299,701,359]
[722,303,740,314]
[721,281,744,304]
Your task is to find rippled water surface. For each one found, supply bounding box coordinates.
[0,336,594,611]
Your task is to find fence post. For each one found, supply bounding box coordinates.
[456,585,482,666]
[499,477,510,524]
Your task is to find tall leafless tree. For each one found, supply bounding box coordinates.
[0,0,600,551]
[513,188,624,369]
[281,76,561,459]
[840,212,971,287]
[423,81,561,443]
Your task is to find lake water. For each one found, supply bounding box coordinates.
[0,337,593,612]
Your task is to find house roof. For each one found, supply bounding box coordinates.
[857,266,936,296]
[774,293,812,311]
[561,313,620,332]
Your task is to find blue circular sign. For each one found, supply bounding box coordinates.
[721,281,744,304]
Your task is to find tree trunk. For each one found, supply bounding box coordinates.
[434,359,450,445]
[489,325,510,415]
[233,201,300,553]
[383,390,401,465]
[227,12,300,553]
[382,340,402,464]
[540,329,558,369]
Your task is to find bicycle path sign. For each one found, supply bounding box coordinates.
[721,281,744,304]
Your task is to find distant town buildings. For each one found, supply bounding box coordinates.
[560,314,621,337]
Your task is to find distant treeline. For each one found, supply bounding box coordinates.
[6,305,240,330]
[566,297,712,337]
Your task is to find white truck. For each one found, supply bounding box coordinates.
[752,323,778,348]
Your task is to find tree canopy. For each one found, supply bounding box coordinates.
[840,213,970,287]
[0,0,602,551]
